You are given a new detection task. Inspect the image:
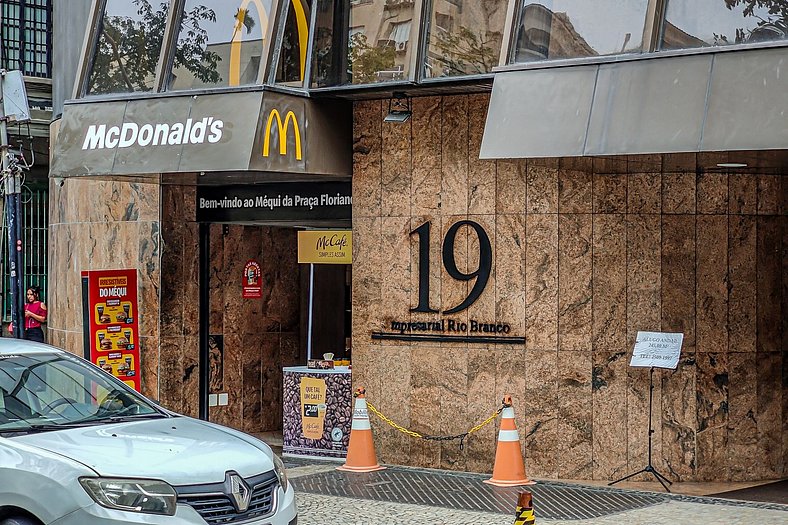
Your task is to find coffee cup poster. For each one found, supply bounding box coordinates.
[84,269,141,391]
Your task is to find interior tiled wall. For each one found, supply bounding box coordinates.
[160,185,302,431]
[352,95,787,481]
[47,177,161,400]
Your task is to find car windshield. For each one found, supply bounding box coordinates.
[0,352,163,433]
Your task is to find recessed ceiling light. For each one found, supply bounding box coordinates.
[716,162,748,168]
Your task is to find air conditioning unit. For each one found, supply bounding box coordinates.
[396,41,407,52]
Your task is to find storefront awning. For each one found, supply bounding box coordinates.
[480,46,788,159]
[51,90,351,178]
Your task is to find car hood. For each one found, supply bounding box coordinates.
[12,417,274,485]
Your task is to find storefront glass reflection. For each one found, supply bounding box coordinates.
[86,0,168,95]
[512,0,647,63]
[274,0,312,86]
[310,0,416,88]
[169,0,272,90]
[661,0,788,50]
[423,0,508,78]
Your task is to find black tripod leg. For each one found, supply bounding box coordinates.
[608,468,648,486]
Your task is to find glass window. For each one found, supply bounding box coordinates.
[661,0,788,50]
[86,0,169,95]
[169,0,273,90]
[310,0,417,88]
[511,0,648,63]
[424,0,509,78]
[273,0,312,86]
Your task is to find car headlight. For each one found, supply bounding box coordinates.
[79,478,177,516]
[273,455,289,493]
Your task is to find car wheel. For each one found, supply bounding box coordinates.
[1,517,40,525]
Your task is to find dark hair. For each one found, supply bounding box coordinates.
[27,286,41,299]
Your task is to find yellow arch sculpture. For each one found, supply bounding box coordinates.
[262,109,303,161]
[230,0,310,86]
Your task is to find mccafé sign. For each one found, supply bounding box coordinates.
[52,91,351,177]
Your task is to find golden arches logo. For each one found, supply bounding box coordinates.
[230,0,309,86]
[262,109,302,161]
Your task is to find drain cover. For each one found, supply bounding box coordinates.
[292,467,667,520]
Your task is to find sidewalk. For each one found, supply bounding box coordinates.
[284,459,788,525]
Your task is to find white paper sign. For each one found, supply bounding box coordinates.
[630,331,683,369]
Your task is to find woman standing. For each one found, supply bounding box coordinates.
[24,286,47,343]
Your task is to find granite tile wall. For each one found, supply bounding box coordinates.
[352,95,787,482]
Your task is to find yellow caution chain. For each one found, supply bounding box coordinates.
[364,397,506,450]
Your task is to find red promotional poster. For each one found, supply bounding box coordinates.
[85,269,141,392]
[243,260,262,298]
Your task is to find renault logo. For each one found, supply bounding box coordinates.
[224,471,252,513]
[262,109,303,161]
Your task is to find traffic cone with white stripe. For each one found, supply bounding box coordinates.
[337,387,386,472]
[484,395,535,487]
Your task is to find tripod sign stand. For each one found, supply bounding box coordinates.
[608,367,672,492]
[609,330,683,492]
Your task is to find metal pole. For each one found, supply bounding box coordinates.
[0,68,24,338]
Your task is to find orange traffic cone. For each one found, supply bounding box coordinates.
[484,395,535,487]
[337,387,386,472]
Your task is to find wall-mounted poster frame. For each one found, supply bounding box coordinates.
[81,269,141,392]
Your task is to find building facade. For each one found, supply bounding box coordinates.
[49,0,786,482]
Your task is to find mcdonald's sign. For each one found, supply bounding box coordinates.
[262,109,303,161]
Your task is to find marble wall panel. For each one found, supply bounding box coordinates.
[139,334,160,401]
[523,350,559,479]
[495,215,526,336]
[756,352,783,479]
[441,96,469,216]
[353,100,382,217]
[375,345,412,465]
[558,170,592,213]
[160,219,185,336]
[466,347,497,473]
[409,346,443,468]
[181,335,199,418]
[627,214,661,343]
[592,215,626,353]
[663,153,696,172]
[662,172,696,214]
[381,103,412,218]
[242,335,263,434]
[138,221,161,337]
[158,337,184,413]
[661,356,697,481]
[467,215,497,350]
[627,173,661,214]
[697,173,728,214]
[495,345,527,459]
[756,217,782,353]
[593,174,627,214]
[260,228,299,331]
[627,366,664,480]
[728,352,759,480]
[352,217,382,338]
[496,160,526,214]
[209,224,225,334]
[181,223,200,337]
[729,174,757,215]
[439,343,468,471]
[592,350,628,480]
[728,216,757,352]
[411,97,442,216]
[695,353,729,481]
[627,154,662,173]
[661,216,696,353]
[558,214,592,352]
[526,164,559,214]
[525,215,558,351]
[381,217,412,325]
[592,156,627,174]
[696,216,728,353]
[468,95,495,216]
[757,175,780,215]
[557,352,592,479]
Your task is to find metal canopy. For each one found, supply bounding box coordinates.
[480,47,788,159]
[50,90,351,178]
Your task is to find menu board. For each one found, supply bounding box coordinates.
[84,270,141,391]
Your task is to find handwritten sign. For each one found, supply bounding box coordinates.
[630,331,683,369]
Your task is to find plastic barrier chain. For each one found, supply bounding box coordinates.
[364,395,508,451]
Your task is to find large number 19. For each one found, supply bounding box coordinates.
[410,220,492,314]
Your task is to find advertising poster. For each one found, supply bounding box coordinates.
[242,260,262,298]
[84,269,141,391]
[297,230,352,264]
[282,369,351,458]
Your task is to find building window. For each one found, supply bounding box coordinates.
[661,0,788,50]
[511,0,648,63]
[168,0,272,90]
[86,0,169,95]
[310,0,417,88]
[273,0,312,86]
[424,0,507,78]
[0,0,51,78]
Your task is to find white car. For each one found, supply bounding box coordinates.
[0,339,297,525]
